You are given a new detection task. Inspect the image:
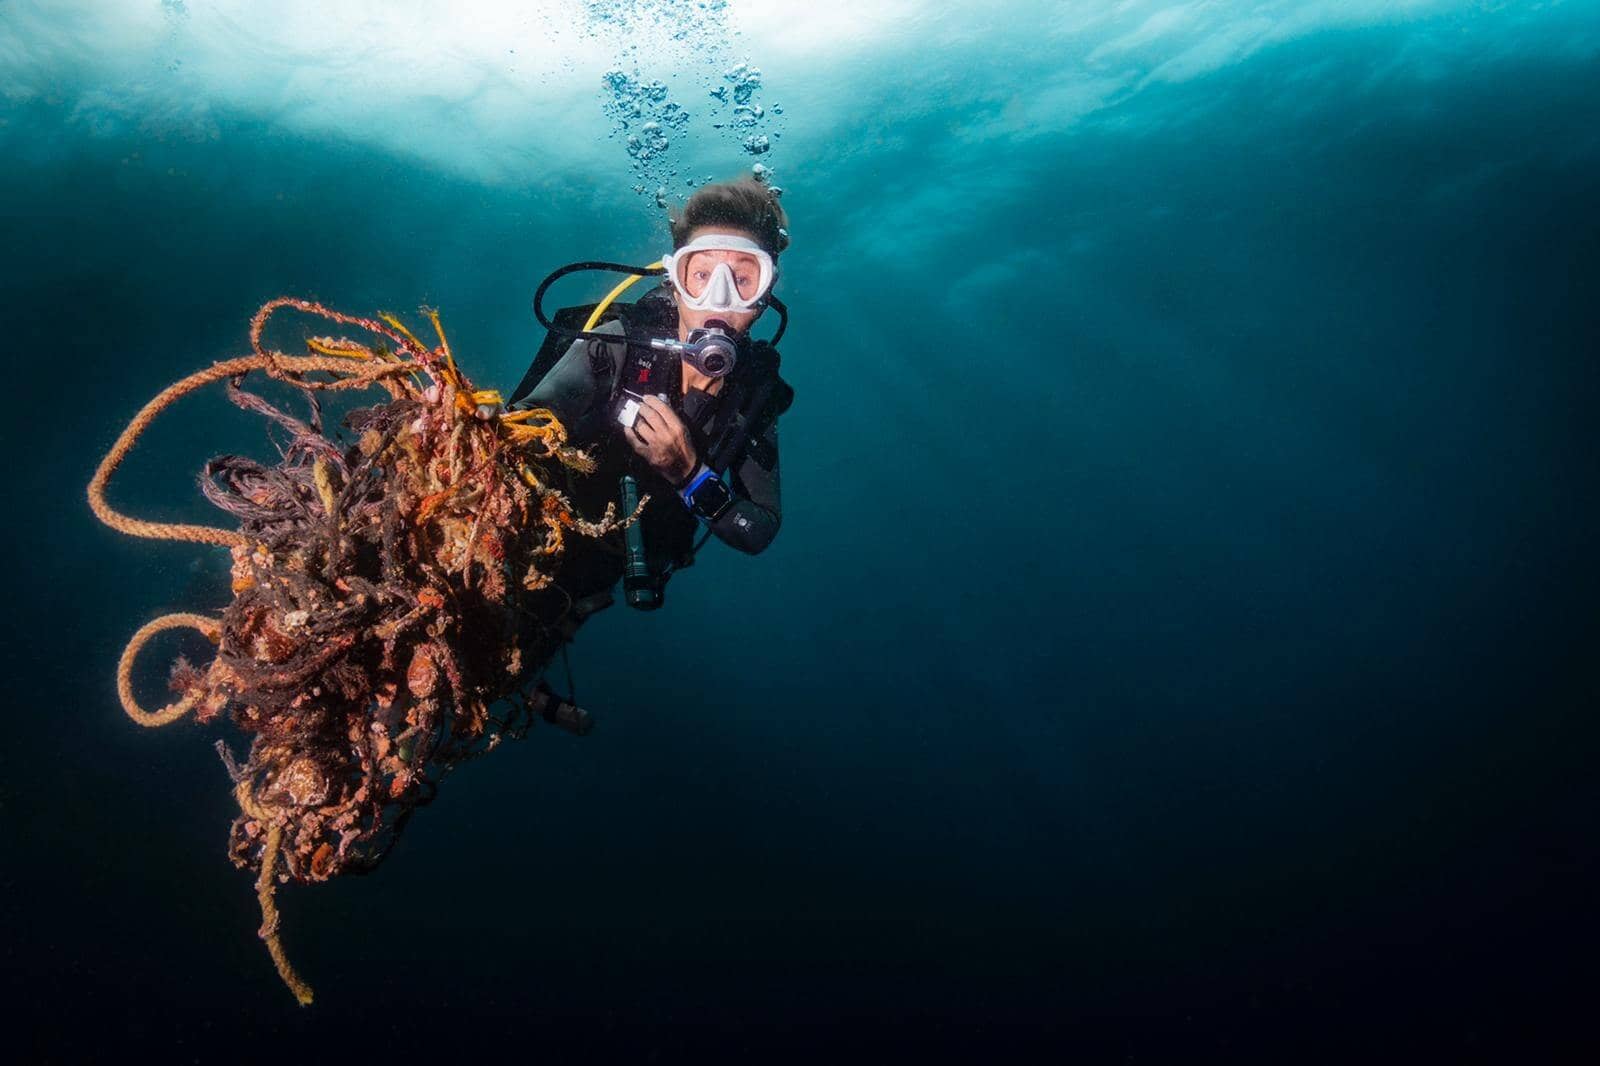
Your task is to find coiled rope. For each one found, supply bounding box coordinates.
[89,345,414,1009]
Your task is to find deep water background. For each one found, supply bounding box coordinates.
[3,2,1597,1061]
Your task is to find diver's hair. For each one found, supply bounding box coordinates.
[669,177,790,259]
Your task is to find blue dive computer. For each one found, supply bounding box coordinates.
[681,464,733,522]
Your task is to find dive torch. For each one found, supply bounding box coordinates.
[619,473,659,610]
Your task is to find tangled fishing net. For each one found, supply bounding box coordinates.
[87,298,639,1005]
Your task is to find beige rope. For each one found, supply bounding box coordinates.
[87,354,412,548]
[88,320,440,1010]
[256,821,315,1006]
[115,612,222,727]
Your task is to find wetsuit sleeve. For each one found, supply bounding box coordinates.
[702,416,781,554]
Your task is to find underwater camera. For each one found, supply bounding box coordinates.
[616,323,737,430]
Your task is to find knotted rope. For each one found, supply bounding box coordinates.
[89,297,639,1006]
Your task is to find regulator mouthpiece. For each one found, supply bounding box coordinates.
[650,324,739,379]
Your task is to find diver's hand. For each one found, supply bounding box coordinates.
[627,395,698,485]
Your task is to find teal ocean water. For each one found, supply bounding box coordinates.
[3,1,1596,1059]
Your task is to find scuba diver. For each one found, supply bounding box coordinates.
[504,177,793,731]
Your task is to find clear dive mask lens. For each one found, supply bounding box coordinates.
[683,251,763,302]
[663,233,775,314]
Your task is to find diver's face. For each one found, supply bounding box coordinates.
[673,226,768,337]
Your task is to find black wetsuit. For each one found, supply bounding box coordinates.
[509,318,783,608]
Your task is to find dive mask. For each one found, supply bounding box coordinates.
[661,233,776,314]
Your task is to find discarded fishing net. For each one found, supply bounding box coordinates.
[87,297,637,1005]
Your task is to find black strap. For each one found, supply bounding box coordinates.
[705,343,793,474]
[708,378,777,473]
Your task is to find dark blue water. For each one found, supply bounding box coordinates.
[4,2,1597,1060]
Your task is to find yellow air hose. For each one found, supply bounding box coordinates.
[583,260,664,332]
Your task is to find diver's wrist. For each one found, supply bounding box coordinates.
[671,453,704,490]
[678,461,713,497]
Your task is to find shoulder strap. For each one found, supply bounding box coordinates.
[706,340,793,474]
[507,288,679,409]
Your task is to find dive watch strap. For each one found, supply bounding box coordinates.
[680,462,733,522]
